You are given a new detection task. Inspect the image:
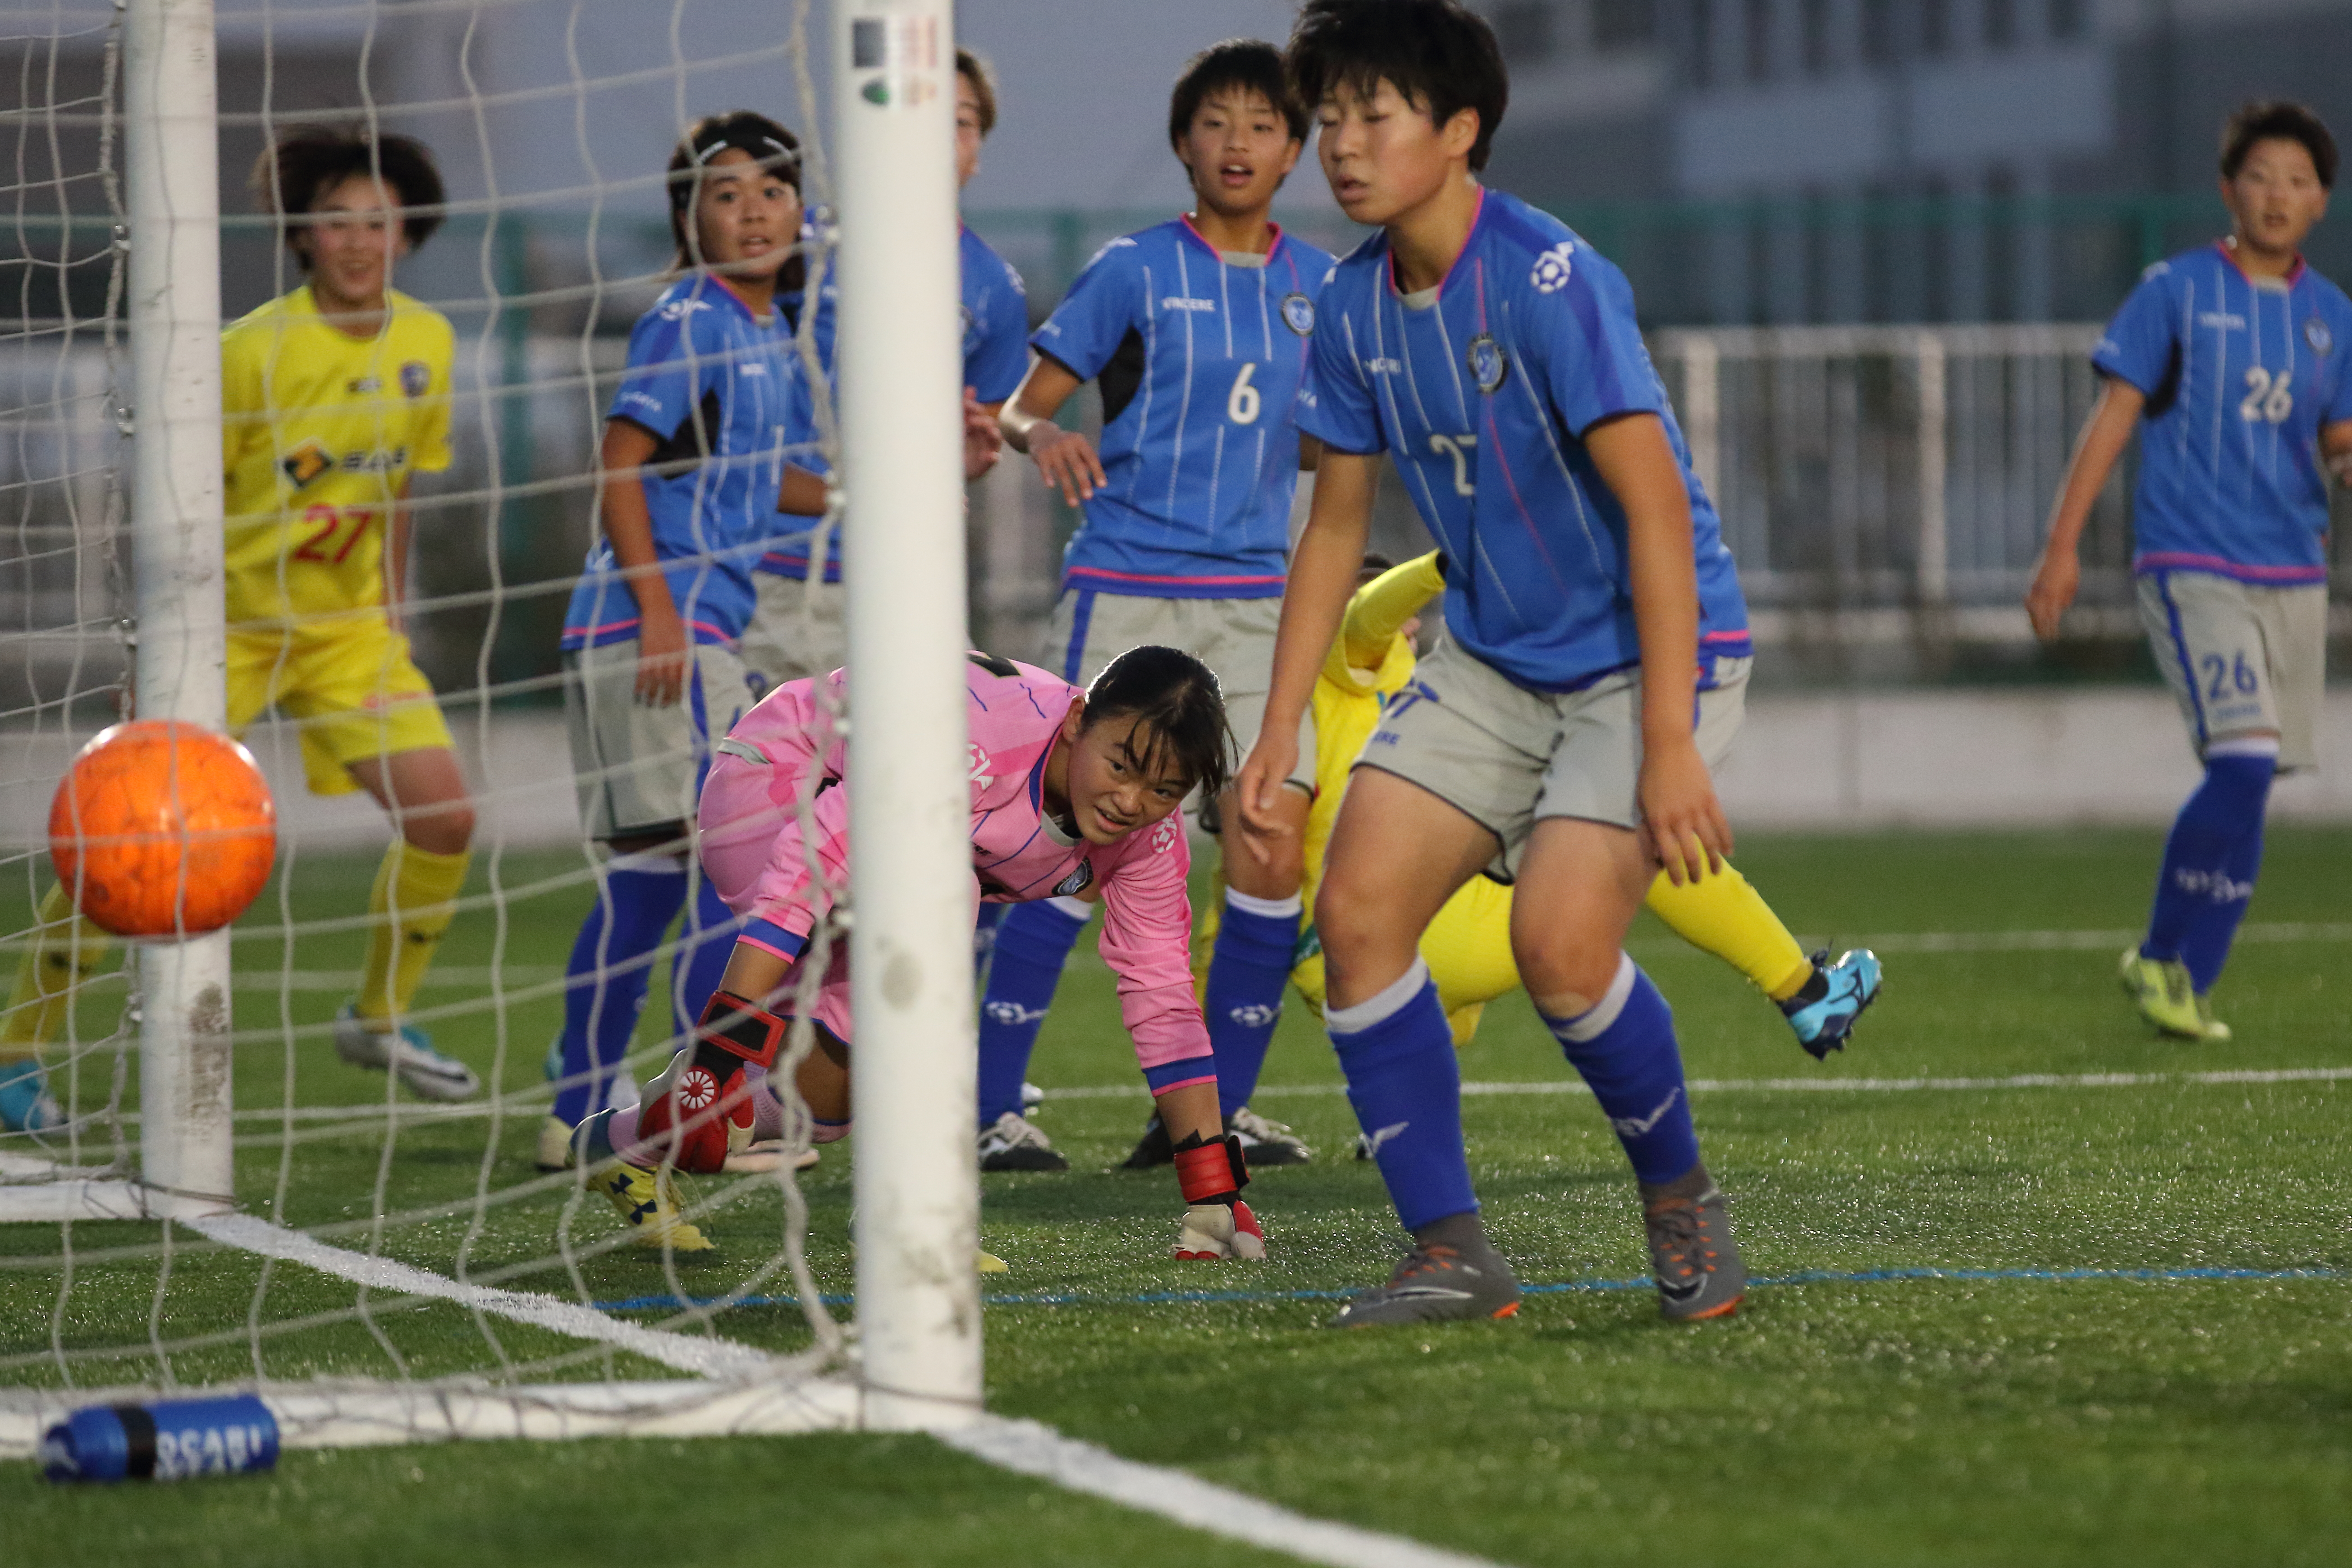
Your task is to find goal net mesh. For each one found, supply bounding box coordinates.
[0,0,870,1446]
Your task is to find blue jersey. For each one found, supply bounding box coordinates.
[1032,219,1335,599]
[1300,188,1748,693]
[962,224,1030,404]
[2093,242,2352,584]
[757,246,841,583]
[563,274,792,649]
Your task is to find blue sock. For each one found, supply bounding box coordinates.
[552,857,689,1128]
[1205,889,1299,1120]
[1329,959,1477,1233]
[670,875,739,1044]
[2144,750,2275,991]
[1541,957,1700,1186]
[973,903,1006,981]
[975,896,1089,1126]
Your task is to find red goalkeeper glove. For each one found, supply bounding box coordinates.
[633,991,787,1175]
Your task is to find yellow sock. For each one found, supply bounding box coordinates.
[355,840,472,1023]
[2,882,116,1059]
[1643,862,1813,1002]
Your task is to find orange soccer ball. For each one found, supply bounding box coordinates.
[48,720,277,938]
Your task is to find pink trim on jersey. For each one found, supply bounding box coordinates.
[2135,551,2329,583]
[736,932,801,964]
[1178,213,1286,265]
[1152,1073,1217,1095]
[2214,238,2308,288]
[1063,565,1288,589]
[696,661,1213,1075]
[1386,186,1487,304]
[1701,629,1753,644]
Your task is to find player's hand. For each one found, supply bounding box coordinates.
[1233,733,1302,869]
[1638,734,1732,887]
[961,387,1003,481]
[635,604,690,708]
[1029,424,1106,506]
[2023,548,2080,643]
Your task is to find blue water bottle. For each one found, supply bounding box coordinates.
[40,1394,279,1483]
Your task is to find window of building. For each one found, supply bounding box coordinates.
[1984,0,2017,49]
[1745,0,1774,82]
[1801,0,1832,72]
[1921,0,1951,55]
[1860,0,1896,65]
[1593,0,1657,50]
[2047,0,2089,41]
[1491,0,1557,64]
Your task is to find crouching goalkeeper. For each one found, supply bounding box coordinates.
[579,645,1266,1264]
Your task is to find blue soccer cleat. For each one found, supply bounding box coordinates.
[1780,948,1882,1060]
[0,1057,62,1134]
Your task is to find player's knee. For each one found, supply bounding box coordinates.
[1313,874,1401,965]
[1512,935,1621,1017]
[403,796,475,855]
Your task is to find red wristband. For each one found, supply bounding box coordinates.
[1174,1133,1249,1205]
[696,990,788,1070]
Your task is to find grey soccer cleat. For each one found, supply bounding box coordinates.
[1326,1240,1522,1328]
[1646,1187,1746,1321]
[1228,1105,1311,1166]
[332,1002,481,1102]
[977,1110,1069,1172]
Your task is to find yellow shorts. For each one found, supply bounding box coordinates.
[226,618,454,797]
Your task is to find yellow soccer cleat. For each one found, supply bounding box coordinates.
[2119,948,2208,1040]
[2195,993,2232,1043]
[977,1250,1009,1275]
[536,1115,574,1173]
[600,1161,713,1253]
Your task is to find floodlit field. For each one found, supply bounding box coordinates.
[3,827,2348,1566]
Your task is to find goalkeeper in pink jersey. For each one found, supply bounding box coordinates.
[584,645,1269,1263]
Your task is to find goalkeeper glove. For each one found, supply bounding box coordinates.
[633,991,787,1175]
[1171,1131,1266,1260]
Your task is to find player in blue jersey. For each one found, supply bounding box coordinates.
[740,48,1019,693]
[975,39,1338,1176]
[540,113,809,1176]
[1234,0,1754,1327]
[2027,101,2352,1044]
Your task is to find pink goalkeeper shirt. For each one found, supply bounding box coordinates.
[695,656,1212,1079]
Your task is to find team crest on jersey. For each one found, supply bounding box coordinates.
[1051,862,1094,899]
[279,438,334,489]
[1465,333,1508,394]
[1280,293,1315,336]
[399,360,431,398]
[345,375,381,395]
[1530,240,1575,294]
[2308,319,2334,354]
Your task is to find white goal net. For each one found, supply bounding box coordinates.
[0,0,979,1460]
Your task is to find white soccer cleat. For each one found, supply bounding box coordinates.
[332,1002,481,1102]
[723,1138,820,1174]
[1173,1199,1267,1261]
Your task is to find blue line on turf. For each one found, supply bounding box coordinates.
[590,1263,2342,1315]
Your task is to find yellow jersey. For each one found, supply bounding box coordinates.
[1198,552,1520,1047]
[219,285,453,631]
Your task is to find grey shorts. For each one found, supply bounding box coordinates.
[2137,571,2325,773]
[1359,636,1752,878]
[564,636,755,840]
[739,572,847,697]
[1040,587,1313,792]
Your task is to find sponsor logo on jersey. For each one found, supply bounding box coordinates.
[1280,293,1315,336]
[1365,357,1403,375]
[657,297,714,323]
[2308,318,2334,354]
[1052,861,1094,898]
[280,439,335,489]
[345,375,382,394]
[399,360,431,397]
[967,745,996,790]
[1150,817,1181,855]
[1160,296,1217,314]
[2196,311,2247,331]
[1466,333,1508,394]
[1530,240,1576,293]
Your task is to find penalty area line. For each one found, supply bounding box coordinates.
[1042,1065,2352,1103]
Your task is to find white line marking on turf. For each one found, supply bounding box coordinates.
[1763,922,2352,956]
[942,1418,1512,1568]
[188,1212,778,1382]
[1041,1066,2352,1102]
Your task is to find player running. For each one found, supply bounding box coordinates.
[2028,101,2352,1043]
[740,48,1021,692]
[975,39,1335,1175]
[540,113,809,1171]
[3,125,481,1128]
[1235,0,1757,1327]
[1170,550,1876,1148]
[581,648,1268,1264]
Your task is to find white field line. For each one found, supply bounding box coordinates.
[1661,921,2352,957]
[1043,1065,2352,1103]
[187,1212,778,1382]
[944,1418,1511,1568]
[187,1221,1514,1566]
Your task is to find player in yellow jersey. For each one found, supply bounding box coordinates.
[1,126,480,1129]
[1141,552,1881,1166]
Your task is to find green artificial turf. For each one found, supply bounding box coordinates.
[2,827,2348,1565]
